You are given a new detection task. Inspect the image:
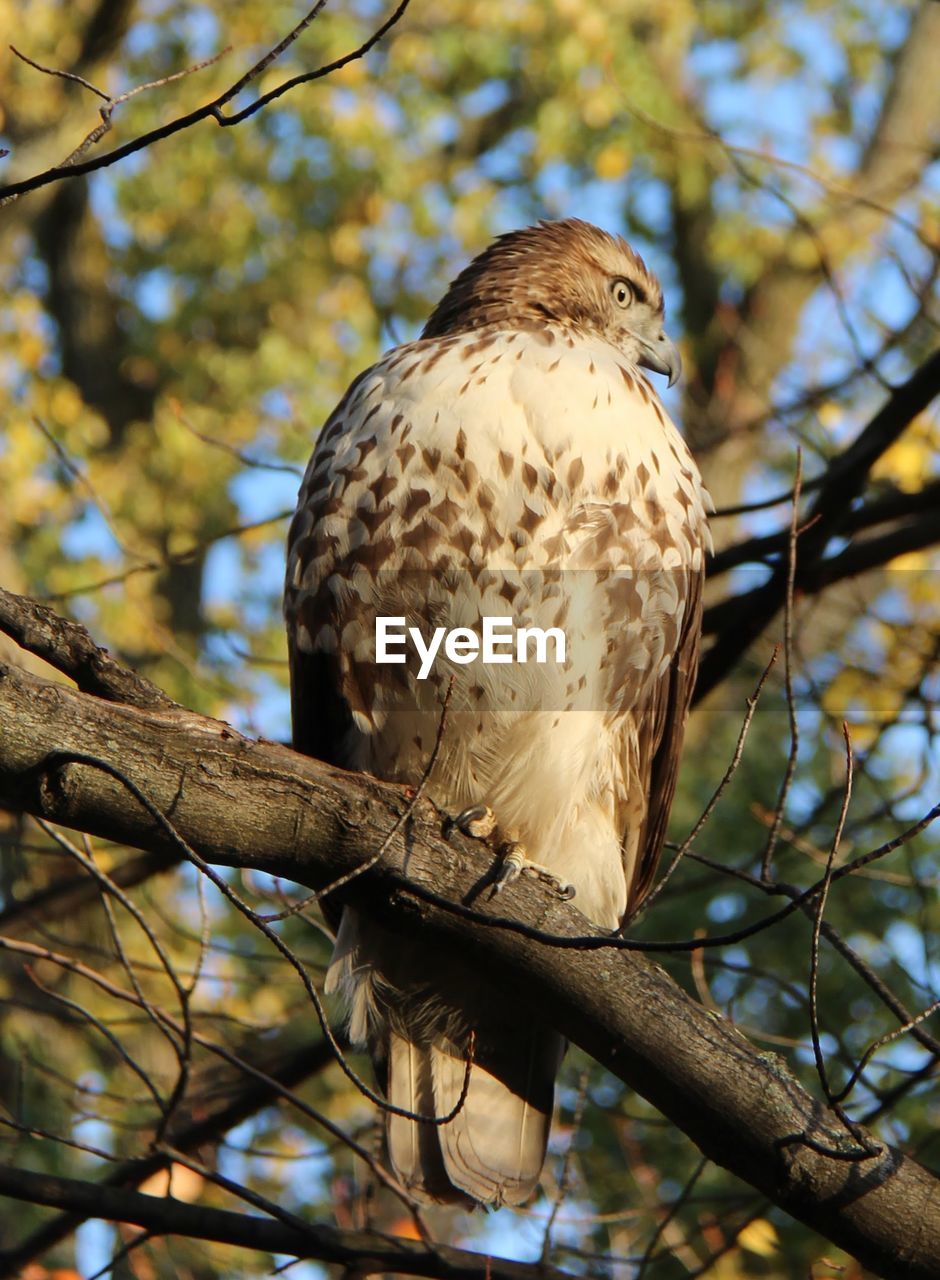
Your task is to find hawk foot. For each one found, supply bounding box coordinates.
[493,841,575,901]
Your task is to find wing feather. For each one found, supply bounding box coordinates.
[625,564,704,913]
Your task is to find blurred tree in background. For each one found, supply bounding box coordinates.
[0,0,938,1276]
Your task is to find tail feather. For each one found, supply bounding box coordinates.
[326,909,563,1206]
[386,1026,563,1207]
[387,1032,460,1204]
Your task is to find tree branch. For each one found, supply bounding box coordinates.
[707,478,940,580]
[1,647,939,1277]
[0,1164,567,1280]
[697,349,940,698]
[0,586,175,709]
[0,1034,334,1275]
[0,0,412,205]
[704,508,940,638]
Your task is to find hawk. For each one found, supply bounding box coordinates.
[285,219,712,1207]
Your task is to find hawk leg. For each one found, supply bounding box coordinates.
[495,840,576,900]
[446,806,575,901]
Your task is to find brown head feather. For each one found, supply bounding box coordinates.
[422,218,664,340]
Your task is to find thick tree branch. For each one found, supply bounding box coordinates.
[704,509,940,637]
[0,586,175,709]
[0,652,939,1277]
[707,478,940,580]
[697,349,940,698]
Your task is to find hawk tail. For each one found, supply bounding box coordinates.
[387,1025,563,1207]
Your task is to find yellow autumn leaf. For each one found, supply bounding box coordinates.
[887,550,928,572]
[737,1217,779,1256]
[331,222,364,267]
[48,382,83,427]
[329,53,364,86]
[817,401,841,428]
[871,426,934,492]
[595,141,631,180]
[18,332,45,371]
[582,87,615,129]
[788,232,820,269]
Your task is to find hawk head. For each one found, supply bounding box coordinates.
[422,217,681,385]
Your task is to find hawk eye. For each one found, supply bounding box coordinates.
[610,278,634,309]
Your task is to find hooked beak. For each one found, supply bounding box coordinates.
[638,333,682,387]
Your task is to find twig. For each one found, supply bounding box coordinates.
[9,46,113,100]
[635,1156,709,1278]
[31,416,138,559]
[170,399,304,476]
[807,724,881,1157]
[84,1230,154,1280]
[539,1068,589,1264]
[623,97,932,249]
[261,676,456,923]
[837,996,940,1106]
[711,475,824,519]
[0,2,413,204]
[761,451,804,881]
[628,646,779,923]
[216,0,412,127]
[21,962,167,1118]
[34,749,475,1129]
[0,932,426,1232]
[34,820,188,1078]
[43,510,293,601]
[9,45,231,171]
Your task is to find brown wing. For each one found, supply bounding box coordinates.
[288,642,352,765]
[284,446,354,768]
[284,361,387,769]
[625,564,704,914]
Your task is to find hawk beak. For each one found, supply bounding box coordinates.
[638,334,682,387]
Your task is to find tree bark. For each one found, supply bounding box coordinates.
[1,657,939,1278]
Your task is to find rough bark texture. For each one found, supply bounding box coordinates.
[1,658,939,1277]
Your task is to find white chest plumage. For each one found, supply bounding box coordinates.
[286,322,711,926]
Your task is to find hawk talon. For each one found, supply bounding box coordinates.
[492,841,575,901]
[493,841,527,890]
[447,803,498,841]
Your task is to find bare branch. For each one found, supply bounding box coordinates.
[760,453,803,881]
[0,586,176,709]
[708,477,940,578]
[0,1163,568,1280]
[627,645,779,924]
[0,1,412,205]
[697,348,940,700]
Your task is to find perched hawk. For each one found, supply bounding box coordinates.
[285,219,712,1207]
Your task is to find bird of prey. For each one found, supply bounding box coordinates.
[285,218,712,1208]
